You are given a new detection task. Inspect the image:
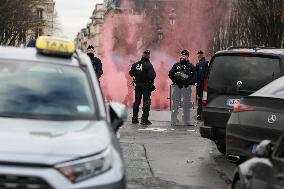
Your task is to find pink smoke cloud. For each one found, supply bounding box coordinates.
[99,0,228,109]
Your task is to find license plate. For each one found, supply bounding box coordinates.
[252,144,257,155]
[226,99,240,107]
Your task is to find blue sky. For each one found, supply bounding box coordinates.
[55,0,104,39]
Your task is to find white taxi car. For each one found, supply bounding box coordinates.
[0,36,127,189]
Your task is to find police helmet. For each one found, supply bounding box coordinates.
[197,50,204,55]
[143,50,151,55]
[181,50,189,56]
[87,45,95,50]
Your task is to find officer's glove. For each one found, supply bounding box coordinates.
[180,73,189,79]
[175,72,181,76]
[148,81,156,92]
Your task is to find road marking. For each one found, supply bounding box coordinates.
[187,129,196,132]
[138,128,167,132]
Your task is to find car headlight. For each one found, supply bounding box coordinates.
[55,147,113,183]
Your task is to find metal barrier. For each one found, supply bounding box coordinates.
[167,85,195,126]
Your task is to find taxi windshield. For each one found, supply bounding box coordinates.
[0,61,95,120]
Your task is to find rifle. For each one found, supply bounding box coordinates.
[130,77,136,86]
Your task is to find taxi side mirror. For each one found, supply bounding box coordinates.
[255,140,273,158]
[109,102,128,132]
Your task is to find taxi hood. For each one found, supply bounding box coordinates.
[0,118,111,165]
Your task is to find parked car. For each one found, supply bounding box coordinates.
[0,36,127,189]
[232,136,284,189]
[200,47,284,154]
[226,76,284,163]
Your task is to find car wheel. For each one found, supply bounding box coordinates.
[215,142,226,155]
[232,179,241,189]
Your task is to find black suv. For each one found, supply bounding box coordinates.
[200,47,284,155]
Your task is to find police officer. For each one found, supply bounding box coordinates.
[27,36,36,47]
[87,45,103,79]
[129,50,156,125]
[196,50,208,120]
[169,50,196,126]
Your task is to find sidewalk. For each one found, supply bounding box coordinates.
[127,109,171,122]
[126,108,197,126]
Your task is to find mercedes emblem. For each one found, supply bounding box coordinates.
[268,115,277,124]
[237,81,243,88]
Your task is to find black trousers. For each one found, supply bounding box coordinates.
[196,83,204,117]
[133,83,151,121]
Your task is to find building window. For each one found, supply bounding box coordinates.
[35,28,43,37]
[37,8,44,19]
[154,3,158,10]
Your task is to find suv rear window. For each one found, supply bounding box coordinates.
[208,54,281,94]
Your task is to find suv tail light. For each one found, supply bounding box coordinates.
[202,80,208,106]
[233,103,255,113]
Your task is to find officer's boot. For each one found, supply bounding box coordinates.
[141,109,152,125]
[132,108,139,124]
[132,117,139,124]
[140,119,152,126]
[141,94,152,125]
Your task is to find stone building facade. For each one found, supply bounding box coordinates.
[75,4,105,55]
[26,0,55,43]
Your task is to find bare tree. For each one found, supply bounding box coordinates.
[0,0,43,46]
[52,9,63,36]
[213,0,284,51]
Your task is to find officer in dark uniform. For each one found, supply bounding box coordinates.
[169,50,196,126]
[129,50,156,125]
[27,36,36,47]
[196,50,209,120]
[87,45,103,79]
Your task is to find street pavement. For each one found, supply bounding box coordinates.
[119,108,235,189]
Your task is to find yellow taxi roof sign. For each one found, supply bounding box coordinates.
[36,36,76,57]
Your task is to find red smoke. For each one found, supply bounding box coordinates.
[99,0,228,109]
